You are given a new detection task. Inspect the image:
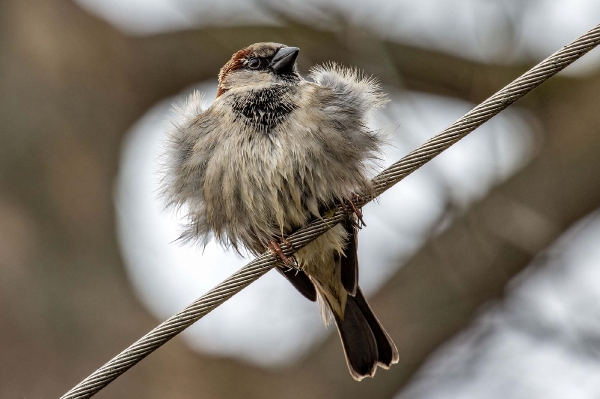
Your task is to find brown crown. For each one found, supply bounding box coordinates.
[216,48,252,97]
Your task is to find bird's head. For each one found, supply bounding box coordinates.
[216,42,301,97]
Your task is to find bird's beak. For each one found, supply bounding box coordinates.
[269,46,300,74]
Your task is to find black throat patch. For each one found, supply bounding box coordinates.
[231,85,298,132]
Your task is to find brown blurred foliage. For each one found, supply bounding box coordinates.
[1,0,600,398]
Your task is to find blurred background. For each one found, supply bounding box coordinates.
[1,0,600,398]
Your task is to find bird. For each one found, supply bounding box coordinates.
[161,42,398,380]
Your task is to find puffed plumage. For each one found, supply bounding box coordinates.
[161,42,398,380]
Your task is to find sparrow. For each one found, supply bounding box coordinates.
[161,42,398,380]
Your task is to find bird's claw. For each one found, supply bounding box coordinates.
[268,239,297,267]
[341,193,366,228]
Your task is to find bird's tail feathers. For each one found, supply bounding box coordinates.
[332,287,399,380]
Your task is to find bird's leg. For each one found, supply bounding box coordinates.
[340,198,360,227]
[268,239,297,268]
[342,193,366,228]
[280,237,300,273]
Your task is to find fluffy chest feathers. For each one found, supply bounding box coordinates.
[197,83,368,252]
[162,66,385,253]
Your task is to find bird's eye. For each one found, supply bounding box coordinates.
[247,58,261,69]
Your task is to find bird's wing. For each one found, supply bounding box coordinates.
[308,63,388,119]
[276,266,317,301]
[340,216,359,296]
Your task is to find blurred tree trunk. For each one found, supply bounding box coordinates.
[1,0,599,398]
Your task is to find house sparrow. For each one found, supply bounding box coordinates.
[161,42,398,380]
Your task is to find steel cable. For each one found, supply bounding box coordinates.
[60,23,600,399]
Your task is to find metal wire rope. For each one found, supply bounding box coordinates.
[60,23,600,399]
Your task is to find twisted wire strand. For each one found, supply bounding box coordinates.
[60,23,600,399]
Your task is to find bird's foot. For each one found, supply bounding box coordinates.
[341,193,366,228]
[280,236,296,251]
[268,239,297,267]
